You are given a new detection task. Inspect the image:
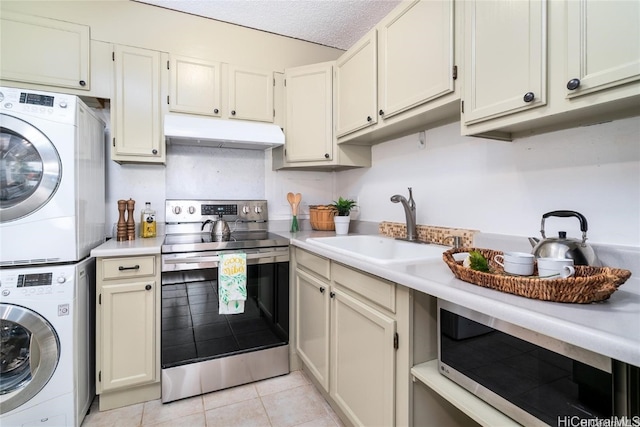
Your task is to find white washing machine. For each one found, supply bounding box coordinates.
[0,257,95,427]
[0,86,105,266]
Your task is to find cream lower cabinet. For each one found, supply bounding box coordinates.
[294,248,410,426]
[96,255,161,411]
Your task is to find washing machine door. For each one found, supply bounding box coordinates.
[0,303,60,414]
[0,114,62,222]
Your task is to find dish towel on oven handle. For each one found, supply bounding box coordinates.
[218,252,247,314]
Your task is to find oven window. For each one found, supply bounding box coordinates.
[440,309,613,425]
[161,262,289,368]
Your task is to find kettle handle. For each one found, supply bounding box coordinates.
[540,210,588,242]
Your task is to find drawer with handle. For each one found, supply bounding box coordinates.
[101,256,156,280]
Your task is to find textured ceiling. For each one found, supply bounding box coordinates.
[134,0,402,50]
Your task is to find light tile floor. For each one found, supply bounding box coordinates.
[82,370,344,427]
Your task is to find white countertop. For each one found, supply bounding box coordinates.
[290,231,640,368]
[90,235,165,257]
[89,230,640,367]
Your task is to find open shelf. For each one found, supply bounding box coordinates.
[411,360,520,427]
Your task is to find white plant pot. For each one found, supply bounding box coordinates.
[334,215,351,235]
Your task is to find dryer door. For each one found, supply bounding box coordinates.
[0,114,62,222]
[0,303,60,414]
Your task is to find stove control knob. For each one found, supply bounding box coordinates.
[254,206,262,214]
[173,206,182,215]
[188,206,196,214]
[242,205,250,214]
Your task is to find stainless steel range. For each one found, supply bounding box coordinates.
[161,199,290,403]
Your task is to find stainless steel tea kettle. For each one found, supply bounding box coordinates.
[202,214,230,239]
[528,210,599,266]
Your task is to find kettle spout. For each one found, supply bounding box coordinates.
[528,237,539,248]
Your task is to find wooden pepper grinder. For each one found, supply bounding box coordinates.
[116,200,127,242]
[126,198,136,241]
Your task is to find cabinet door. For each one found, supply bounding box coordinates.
[463,0,546,124]
[295,268,330,391]
[228,65,274,123]
[169,55,221,116]
[378,0,454,119]
[0,11,90,90]
[335,32,378,137]
[112,45,165,163]
[330,288,396,427]
[284,62,333,162]
[566,0,640,99]
[98,280,156,392]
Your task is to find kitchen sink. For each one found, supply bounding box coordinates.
[305,235,447,265]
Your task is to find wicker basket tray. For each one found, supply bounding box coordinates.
[442,248,631,303]
[309,205,337,231]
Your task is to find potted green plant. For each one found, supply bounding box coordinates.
[331,197,357,234]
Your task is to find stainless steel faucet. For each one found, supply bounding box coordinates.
[390,187,417,241]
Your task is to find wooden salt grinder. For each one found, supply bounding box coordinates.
[126,199,136,240]
[117,200,127,242]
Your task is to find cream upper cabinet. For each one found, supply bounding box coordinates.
[228,64,274,122]
[169,55,221,117]
[378,0,454,119]
[461,0,639,139]
[462,0,546,125]
[169,58,273,123]
[283,62,334,162]
[335,31,378,137]
[112,44,167,164]
[565,0,640,100]
[0,11,90,91]
[336,0,460,145]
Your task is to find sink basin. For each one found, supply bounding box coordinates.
[305,235,447,265]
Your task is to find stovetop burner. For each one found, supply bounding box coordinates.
[162,199,289,254]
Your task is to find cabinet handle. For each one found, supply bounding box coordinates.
[118,265,140,271]
[231,110,236,116]
[319,287,325,293]
[214,108,219,114]
[523,92,535,103]
[567,78,581,91]
[329,291,336,298]
[366,116,372,122]
[324,153,330,159]
[379,109,384,116]
[145,284,152,291]
[152,149,158,155]
[79,80,86,87]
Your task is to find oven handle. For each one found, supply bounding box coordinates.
[163,248,288,265]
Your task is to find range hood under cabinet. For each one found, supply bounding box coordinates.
[164,114,284,150]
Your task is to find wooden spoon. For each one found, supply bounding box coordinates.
[287,192,295,212]
[293,193,302,215]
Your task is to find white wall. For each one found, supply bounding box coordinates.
[104,116,639,246]
[335,117,640,247]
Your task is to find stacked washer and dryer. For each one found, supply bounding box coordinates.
[0,86,106,426]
